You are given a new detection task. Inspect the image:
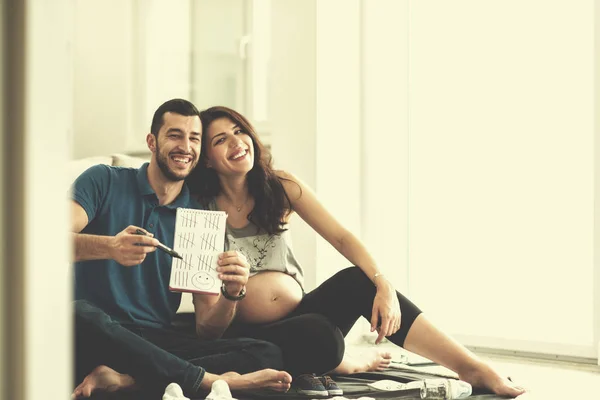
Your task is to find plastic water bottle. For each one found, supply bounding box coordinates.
[419,379,448,399]
[406,378,472,399]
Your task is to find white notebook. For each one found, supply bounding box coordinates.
[169,208,227,294]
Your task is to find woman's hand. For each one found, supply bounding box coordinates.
[370,278,401,344]
[217,250,250,296]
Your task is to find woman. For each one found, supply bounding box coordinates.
[186,106,525,398]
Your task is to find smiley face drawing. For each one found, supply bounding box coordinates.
[190,272,215,291]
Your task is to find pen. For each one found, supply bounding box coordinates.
[134,229,183,260]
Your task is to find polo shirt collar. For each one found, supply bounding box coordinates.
[168,183,192,209]
[136,163,154,196]
[136,162,192,209]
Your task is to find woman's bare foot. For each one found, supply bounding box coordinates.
[459,361,526,398]
[403,314,527,398]
[365,350,393,372]
[72,365,136,398]
[201,369,292,392]
[331,350,393,374]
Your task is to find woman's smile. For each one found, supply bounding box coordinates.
[229,147,249,161]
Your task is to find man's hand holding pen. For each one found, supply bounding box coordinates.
[109,225,159,266]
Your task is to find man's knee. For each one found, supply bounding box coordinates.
[247,340,285,370]
[74,299,119,331]
[74,299,105,317]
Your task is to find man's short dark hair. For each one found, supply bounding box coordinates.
[150,99,201,136]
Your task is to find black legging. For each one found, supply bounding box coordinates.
[224,266,422,376]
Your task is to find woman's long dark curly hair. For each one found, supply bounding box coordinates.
[186,106,293,235]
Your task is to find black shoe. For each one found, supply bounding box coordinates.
[293,373,329,396]
[318,375,343,396]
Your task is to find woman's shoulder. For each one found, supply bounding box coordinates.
[275,169,305,186]
[274,170,303,198]
[274,169,294,180]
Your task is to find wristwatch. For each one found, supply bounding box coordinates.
[220,283,246,301]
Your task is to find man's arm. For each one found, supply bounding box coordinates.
[192,293,239,340]
[192,251,249,339]
[71,201,158,265]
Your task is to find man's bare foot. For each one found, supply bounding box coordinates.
[72,365,136,398]
[459,361,526,397]
[201,369,292,393]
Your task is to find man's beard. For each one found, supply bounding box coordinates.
[155,142,197,182]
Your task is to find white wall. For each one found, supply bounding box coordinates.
[72,0,191,158]
[269,0,364,292]
[315,0,362,284]
[405,0,595,358]
[269,0,318,289]
[190,0,246,113]
[361,0,410,294]
[132,0,191,152]
[73,0,135,158]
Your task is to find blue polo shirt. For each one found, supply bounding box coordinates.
[73,163,201,328]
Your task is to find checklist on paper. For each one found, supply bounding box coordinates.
[169,208,227,294]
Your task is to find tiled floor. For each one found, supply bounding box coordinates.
[347,339,600,399]
[481,354,600,399]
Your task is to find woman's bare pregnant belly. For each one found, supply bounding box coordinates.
[236,271,303,324]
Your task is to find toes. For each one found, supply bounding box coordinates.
[72,380,91,399]
[268,381,291,392]
[377,352,392,370]
[504,388,525,397]
[502,377,526,396]
[82,385,93,398]
[514,392,531,399]
[490,378,526,397]
[277,371,292,383]
[267,369,292,383]
[508,386,526,396]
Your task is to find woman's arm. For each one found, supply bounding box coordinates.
[192,251,249,339]
[277,170,401,343]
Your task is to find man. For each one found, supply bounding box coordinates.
[71,99,291,398]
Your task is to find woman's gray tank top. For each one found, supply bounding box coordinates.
[208,199,305,288]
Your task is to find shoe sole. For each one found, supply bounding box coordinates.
[327,389,344,396]
[296,389,329,396]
